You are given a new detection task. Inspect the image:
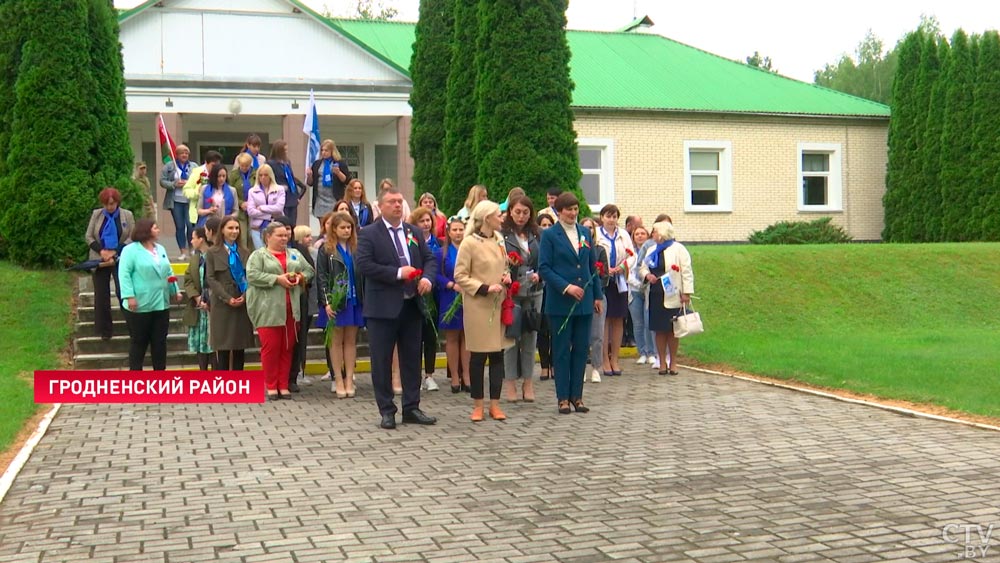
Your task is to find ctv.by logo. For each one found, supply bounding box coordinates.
[942,523,994,559]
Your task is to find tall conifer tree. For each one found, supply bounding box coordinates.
[87,0,145,216]
[914,37,948,242]
[972,31,1000,239]
[441,0,480,214]
[938,30,977,240]
[409,0,454,201]
[0,0,98,265]
[882,31,923,241]
[473,0,582,212]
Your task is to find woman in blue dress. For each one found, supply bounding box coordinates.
[436,216,470,393]
[316,211,364,398]
[410,207,442,391]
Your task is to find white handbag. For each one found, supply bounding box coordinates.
[672,303,703,338]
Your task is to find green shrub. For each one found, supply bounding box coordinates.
[748,217,853,244]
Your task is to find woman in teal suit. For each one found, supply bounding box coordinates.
[118,218,183,370]
[538,193,604,414]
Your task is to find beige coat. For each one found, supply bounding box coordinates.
[638,241,694,309]
[454,232,514,353]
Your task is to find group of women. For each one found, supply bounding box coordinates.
[90,143,696,414]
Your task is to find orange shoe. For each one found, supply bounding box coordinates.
[470,399,484,422]
[489,400,506,421]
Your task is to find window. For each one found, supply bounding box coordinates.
[798,142,842,211]
[684,140,732,212]
[577,138,614,208]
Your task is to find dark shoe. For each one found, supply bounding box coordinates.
[658,370,669,376]
[611,370,622,376]
[266,393,279,402]
[572,400,590,413]
[277,392,292,400]
[451,385,461,393]
[558,400,571,415]
[667,369,680,376]
[380,414,397,429]
[460,383,470,392]
[288,381,300,393]
[402,409,437,425]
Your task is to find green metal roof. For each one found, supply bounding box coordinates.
[119,2,889,118]
[333,19,889,118]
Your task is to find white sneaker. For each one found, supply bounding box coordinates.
[636,355,648,365]
[177,253,188,262]
[320,372,332,381]
[423,377,439,391]
[650,358,660,370]
[590,368,602,383]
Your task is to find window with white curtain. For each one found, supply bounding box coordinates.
[684,140,732,212]
[797,142,842,211]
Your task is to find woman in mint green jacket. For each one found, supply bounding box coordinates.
[118,218,182,370]
[246,222,314,399]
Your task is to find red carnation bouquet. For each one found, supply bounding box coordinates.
[408,269,439,340]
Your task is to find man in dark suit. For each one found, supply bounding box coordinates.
[356,188,439,429]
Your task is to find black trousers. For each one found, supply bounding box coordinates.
[469,351,504,400]
[422,317,437,375]
[92,265,120,339]
[537,315,552,369]
[283,205,298,227]
[216,350,245,371]
[367,299,423,416]
[123,309,169,370]
[289,313,313,385]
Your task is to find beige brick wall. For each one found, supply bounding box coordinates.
[572,111,889,242]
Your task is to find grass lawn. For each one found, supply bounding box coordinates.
[682,243,1000,418]
[0,261,75,454]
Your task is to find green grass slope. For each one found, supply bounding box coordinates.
[682,243,1000,418]
[0,262,74,453]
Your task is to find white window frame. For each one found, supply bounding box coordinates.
[683,140,733,212]
[797,142,843,212]
[577,138,615,209]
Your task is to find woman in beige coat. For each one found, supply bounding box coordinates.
[638,221,694,376]
[454,200,513,422]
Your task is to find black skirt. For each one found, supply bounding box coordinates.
[646,264,680,333]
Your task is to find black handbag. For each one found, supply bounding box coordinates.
[521,305,541,333]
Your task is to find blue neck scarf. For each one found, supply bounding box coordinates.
[337,244,358,304]
[243,149,259,170]
[322,159,333,187]
[200,184,235,226]
[425,234,440,254]
[240,170,253,200]
[224,241,247,293]
[646,239,675,269]
[599,227,618,267]
[178,161,192,180]
[356,203,370,226]
[100,208,120,250]
[445,244,458,280]
[281,163,297,196]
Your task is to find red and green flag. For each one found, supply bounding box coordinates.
[157,114,177,169]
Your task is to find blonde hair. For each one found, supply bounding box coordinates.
[651,221,675,241]
[464,184,488,212]
[255,164,280,193]
[470,200,500,234]
[378,178,395,191]
[293,225,312,242]
[348,178,369,204]
[235,152,252,167]
[321,139,342,161]
[505,187,525,204]
[325,211,357,253]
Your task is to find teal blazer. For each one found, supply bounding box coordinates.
[538,223,604,316]
[118,242,175,313]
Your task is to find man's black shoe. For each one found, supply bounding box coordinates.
[380,414,396,429]
[401,409,437,425]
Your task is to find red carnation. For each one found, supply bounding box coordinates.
[509,281,521,296]
[507,251,523,266]
[167,275,178,283]
[596,262,606,275]
[625,248,635,257]
[671,264,680,272]
[407,269,423,280]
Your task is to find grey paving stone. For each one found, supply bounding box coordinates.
[2,370,1000,562]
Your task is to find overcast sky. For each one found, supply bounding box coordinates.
[117,0,1000,82]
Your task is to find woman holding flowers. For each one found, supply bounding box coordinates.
[581,217,610,384]
[638,221,694,376]
[595,204,636,377]
[196,166,238,228]
[437,217,470,393]
[118,218,182,370]
[500,196,542,402]
[538,193,603,414]
[317,211,365,398]
[205,216,255,371]
[454,200,512,422]
[246,222,314,400]
[409,207,442,391]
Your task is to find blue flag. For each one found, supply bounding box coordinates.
[302,89,321,175]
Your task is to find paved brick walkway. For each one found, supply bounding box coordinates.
[2,369,999,562]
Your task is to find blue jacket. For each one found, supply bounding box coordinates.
[118,242,175,313]
[538,223,604,316]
